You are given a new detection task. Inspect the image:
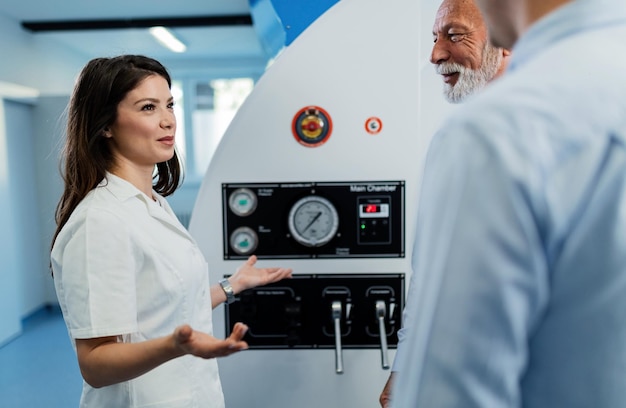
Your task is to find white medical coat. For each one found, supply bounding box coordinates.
[51,173,225,408]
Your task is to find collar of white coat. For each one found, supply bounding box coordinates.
[100,172,193,240]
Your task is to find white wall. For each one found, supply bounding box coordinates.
[4,99,50,318]
[0,11,86,345]
[0,100,23,345]
[0,94,65,346]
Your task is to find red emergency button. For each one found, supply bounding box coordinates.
[292,106,333,147]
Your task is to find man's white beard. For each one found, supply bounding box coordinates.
[437,43,503,103]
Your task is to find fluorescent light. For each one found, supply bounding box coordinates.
[149,26,187,53]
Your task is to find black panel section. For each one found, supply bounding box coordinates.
[22,14,253,32]
[222,181,405,259]
[224,273,405,349]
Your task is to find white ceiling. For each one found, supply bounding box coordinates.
[0,0,268,65]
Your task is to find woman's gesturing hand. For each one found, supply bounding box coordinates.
[174,322,249,359]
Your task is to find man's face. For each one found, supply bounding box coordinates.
[430,0,502,103]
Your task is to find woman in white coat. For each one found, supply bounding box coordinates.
[51,55,292,407]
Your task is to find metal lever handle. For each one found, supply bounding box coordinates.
[332,301,344,374]
[376,300,390,369]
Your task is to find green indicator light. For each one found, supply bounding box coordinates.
[240,240,249,247]
[361,224,366,229]
[239,199,248,206]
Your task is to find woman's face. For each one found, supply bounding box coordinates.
[106,74,176,171]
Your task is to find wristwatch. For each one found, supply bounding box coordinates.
[219,279,236,304]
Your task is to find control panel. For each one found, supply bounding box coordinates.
[222,181,405,259]
[224,273,405,372]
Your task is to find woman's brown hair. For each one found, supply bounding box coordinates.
[51,55,183,255]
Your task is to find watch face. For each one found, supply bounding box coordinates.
[220,279,236,304]
[288,195,339,247]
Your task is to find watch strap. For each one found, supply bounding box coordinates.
[219,278,236,304]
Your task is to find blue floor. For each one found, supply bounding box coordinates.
[0,306,82,407]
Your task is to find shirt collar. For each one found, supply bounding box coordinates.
[100,172,191,239]
[99,172,159,204]
[509,0,626,72]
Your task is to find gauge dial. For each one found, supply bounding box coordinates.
[288,195,339,247]
[229,226,258,255]
[228,188,257,217]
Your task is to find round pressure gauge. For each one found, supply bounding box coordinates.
[229,226,258,255]
[228,188,257,217]
[288,195,339,247]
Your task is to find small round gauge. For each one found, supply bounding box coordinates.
[228,188,257,217]
[288,195,339,247]
[229,226,258,255]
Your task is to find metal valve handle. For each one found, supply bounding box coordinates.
[332,301,344,374]
[376,300,390,369]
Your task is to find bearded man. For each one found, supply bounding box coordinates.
[430,0,509,103]
[379,0,509,406]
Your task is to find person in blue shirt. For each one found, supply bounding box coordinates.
[379,0,509,405]
[390,0,626,407]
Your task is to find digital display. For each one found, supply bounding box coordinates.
[364,204,380,213]
[359,202,389,218]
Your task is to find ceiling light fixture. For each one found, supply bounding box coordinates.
[149,26,187,53]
